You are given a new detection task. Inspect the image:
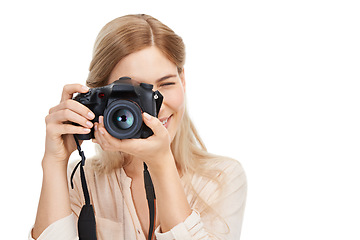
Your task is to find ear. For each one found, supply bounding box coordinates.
[180,68,186,93]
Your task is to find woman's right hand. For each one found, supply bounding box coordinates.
[43,84,95,167]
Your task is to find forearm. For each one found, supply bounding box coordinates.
[149,154,192,233]
[32,158,72,239]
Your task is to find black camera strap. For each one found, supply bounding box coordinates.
[71,135,157,240]
[143,162,156,240]
[71,135,97,240]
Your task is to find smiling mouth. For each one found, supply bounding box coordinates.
[160,115,172,128]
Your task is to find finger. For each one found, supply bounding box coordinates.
[142,112,167,137]
[96,116,152,155]
[47,109,93,129]
[94,122,112,151]
[61,84,90,102]
[94,122,106,140]
[49,99,95,120]
[96,117,112,143]
[96,117,128,151]
[47,123,91,137]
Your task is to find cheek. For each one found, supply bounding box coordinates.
[162,87,185,112]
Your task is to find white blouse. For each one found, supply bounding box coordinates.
[29,158,247,240]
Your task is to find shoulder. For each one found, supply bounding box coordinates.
[217,157,245,176]
[216,157,247,196]
[203,156,246,184]
[186,155,247,201]
[205,157,247,206]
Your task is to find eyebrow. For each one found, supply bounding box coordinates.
[129,74,177,84]
[156,74,177,83]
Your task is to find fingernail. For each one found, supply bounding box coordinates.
[99,128,105,135]
[94,124,98,131]
[82,85,90,91]
[88,112,95,119]
[143,112,152,121]
[83,128,91,133]
[86,121,93,127]
[99,116,103,124]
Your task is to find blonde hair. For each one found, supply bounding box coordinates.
[86,14,184,88]
[86,14,231,228]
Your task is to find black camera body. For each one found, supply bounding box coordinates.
[73,77,163,140]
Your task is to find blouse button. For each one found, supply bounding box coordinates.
[137,229,141,234]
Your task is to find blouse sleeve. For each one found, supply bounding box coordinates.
[28,161,83,240]
[155,160,247,240]
[154,210,208,240]
[28,213,78,240]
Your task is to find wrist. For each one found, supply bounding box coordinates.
[41,157,70,191]
[42,154,69,172]
[147,151,179,179]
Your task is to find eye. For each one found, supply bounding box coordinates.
[160,82,175,87]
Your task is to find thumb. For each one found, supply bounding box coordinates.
[142,112,166,136]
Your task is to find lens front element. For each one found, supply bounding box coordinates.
[104,100,143,139]
[113,109,134,130]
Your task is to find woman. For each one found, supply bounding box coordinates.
[30,14,247,240]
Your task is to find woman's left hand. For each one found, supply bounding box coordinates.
[92,112,172,169]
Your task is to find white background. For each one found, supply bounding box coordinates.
[0,0,359,239]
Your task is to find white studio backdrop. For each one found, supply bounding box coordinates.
[0,0,359,239]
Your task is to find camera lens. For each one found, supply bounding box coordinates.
[104,100,143,139]
[113,109,134,130]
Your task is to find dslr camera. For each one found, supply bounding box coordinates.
[73,77,163,140]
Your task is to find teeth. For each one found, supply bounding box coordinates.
[162,118,168,125]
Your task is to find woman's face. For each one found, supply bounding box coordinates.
[108,46,186,142]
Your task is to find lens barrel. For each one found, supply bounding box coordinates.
[103,100,143,139]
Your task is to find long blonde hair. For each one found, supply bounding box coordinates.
[86,14,232,223]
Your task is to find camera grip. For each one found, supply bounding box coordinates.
[75,133,92,140]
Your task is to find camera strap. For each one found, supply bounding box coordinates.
[143,163,156,240]
[71,135,97,240]
[71,135,157,240]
